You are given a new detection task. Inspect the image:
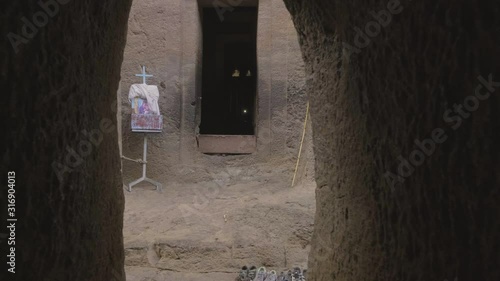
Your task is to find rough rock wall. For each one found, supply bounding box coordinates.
[119,0,312,185]
[1,1,131,280]
[283,0,500,281]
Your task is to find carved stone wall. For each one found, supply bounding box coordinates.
[283,0,500,280]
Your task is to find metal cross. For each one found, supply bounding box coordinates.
[135,65,153,84]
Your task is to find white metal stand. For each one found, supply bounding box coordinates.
[127,134,163,192]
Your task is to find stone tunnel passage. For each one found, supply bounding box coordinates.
[2,0,500,281]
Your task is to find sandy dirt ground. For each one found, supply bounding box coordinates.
[123,169,316,281]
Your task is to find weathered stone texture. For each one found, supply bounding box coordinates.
[1,0,131,280]
[283,0,500,280]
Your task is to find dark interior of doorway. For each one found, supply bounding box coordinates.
[200,7,258,135]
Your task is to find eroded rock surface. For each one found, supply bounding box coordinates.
[284,0,500,280]
[2,1,131,280]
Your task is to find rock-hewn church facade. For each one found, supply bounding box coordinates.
[119,0,311,184]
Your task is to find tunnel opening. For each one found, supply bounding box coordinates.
[199,6,258,136]
[118,1,316,280]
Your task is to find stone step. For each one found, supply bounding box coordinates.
[125,266,236,281]
[125,239,308,274]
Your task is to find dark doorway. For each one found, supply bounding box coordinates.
[200,7,258,135]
